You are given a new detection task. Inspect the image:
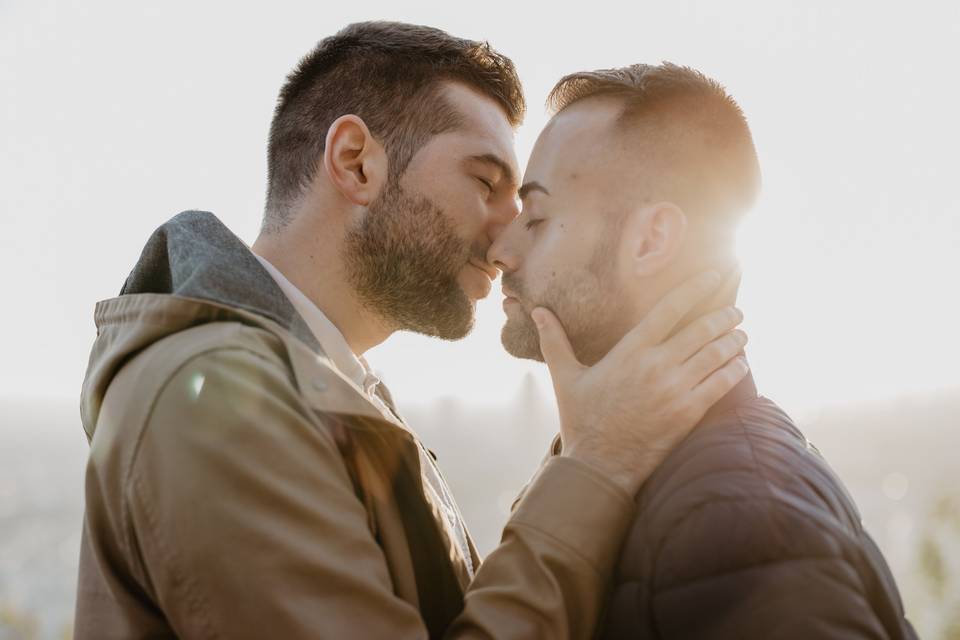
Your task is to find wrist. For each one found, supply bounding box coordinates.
[561,444,657,496]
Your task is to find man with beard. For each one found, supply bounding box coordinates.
[488,63,917,639]
[74,23,751,638]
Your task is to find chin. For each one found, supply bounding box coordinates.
[500,318,544,362]
[427,303,476,341]
[393,287,476,341]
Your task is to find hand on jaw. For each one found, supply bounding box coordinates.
[533,270,749,495]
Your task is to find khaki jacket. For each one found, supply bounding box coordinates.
[75,211,636,639]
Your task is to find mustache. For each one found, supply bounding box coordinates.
[501,272,527,299]
[469,242,488,263]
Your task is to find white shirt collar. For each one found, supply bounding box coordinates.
[252,254,472,576]
[252,253,380,395]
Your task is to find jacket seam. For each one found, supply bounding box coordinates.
[642,492,874,639]
[650,552,857,594]
[123,344,288,492]
[645,409,826,640]
[121,344,295,637]
[506,520,607,581]
[735,407,777,500]
[129,473,219,639]
[647,412,757,613]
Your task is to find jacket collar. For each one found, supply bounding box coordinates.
[121,210,322,352]
[92,210,409,433]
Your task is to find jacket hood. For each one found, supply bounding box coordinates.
[80,211,322,441]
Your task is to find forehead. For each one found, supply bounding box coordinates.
[526,97,625,186]
[437,82,518,167]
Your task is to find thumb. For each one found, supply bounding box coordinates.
[532,307,581,385]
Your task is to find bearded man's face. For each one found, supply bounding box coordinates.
[343,82,522,340]
[343,177,483,340]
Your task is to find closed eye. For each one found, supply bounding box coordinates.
[475,176,494,194]
[524,218,543,231]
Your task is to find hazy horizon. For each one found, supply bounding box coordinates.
[2,386,959,637]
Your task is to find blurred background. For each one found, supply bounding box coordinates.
[1,1,958,637]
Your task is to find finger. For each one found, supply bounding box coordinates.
[689,356,750,416]
[670,267,742,341]
[614,270,721,355]
[681,329,748,385]
[665,306,743,364]
[531,307,583,386]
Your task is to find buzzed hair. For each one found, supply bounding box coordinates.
[264,21,525,232]
[548,63,761,220]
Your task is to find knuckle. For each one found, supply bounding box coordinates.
[663,372,683,397]
[663,299,685,320]
[723,332,741,352]
[727,306,741,325]
[702,316,722,338]
[645,348,668,374]
[726,361,745,382]
[708,341,726,361]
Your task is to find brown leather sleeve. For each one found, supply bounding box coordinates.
[128,347,635,639]
[509,433,563,513]
[453,456,636,639]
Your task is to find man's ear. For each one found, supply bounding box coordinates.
[322,115,387,206]
[625,202,688,276]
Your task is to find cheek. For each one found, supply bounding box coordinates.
[530,229,580,280]
[443,189,489,238]
[409,167,484,235]
[522,254,564,304]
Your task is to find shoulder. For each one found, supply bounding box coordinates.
[89,321,297,463]
[138,324,327,455]
[640,397,860,529]
[141,321,292,390]
[619,398,864,580]
[94,321,328,486]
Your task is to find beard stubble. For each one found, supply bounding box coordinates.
[343,178,483,340]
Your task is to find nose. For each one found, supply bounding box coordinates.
[487,190,520,239]
[487,216,523,274]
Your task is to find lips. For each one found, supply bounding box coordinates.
[468,259,498,281]
[464,263,494,299]
[500,284,522,312]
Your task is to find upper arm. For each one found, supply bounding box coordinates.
[127,347,428,638]
[650,498,889,639]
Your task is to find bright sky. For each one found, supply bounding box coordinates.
[2,1,958,415]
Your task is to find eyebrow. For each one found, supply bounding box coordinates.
[518,181,550,200]
[468,153,517,188]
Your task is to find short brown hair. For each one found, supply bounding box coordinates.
[263,21,525,231]
[548,63,760,219]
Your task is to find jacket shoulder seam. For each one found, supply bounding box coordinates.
[119,345,293,552]
[127,345,289,480]
[648,492,865,589]
[734,407,778,499]
[650,552,860,594]
[120,345,301,637]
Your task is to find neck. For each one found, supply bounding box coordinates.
[672,266,741,337]
[658,240,741,337]
[251,211,393,355]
